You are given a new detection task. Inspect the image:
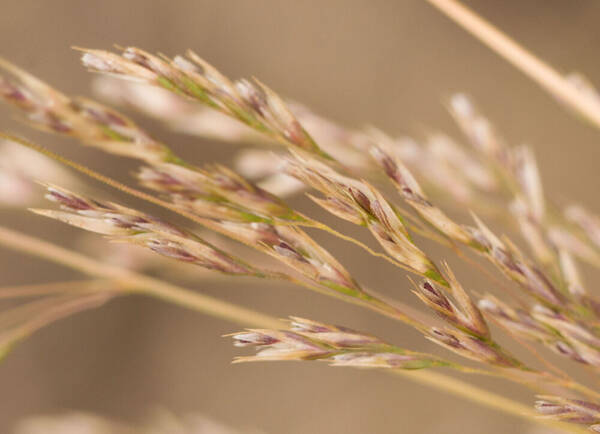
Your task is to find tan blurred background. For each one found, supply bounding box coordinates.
[1,1,599,433]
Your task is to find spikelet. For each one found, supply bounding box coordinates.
[232,317,449,369]
[0,59,172,162]
[413,265,488,338]
[137,163,302,224]
[425,327,521,368]
[535,395,600,430]
[32,184,259,276]
[532,305,600,367]
[217,221,362,293]
[471,215,566,307]
[94,76,265,143]
[80,47,328,158]
[565,205,600,250]
[448,93,512,168]
[369,139,475,246]
[283,151,443,281]
[478,296,592,365]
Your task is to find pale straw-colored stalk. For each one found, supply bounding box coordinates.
[0,225,282,329]
[425,0,600,129]
[0,292,114,359]
[0,279,106,299]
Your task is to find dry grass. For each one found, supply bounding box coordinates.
[0,2,599,433]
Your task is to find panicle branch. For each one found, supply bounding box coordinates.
[282,151,445,283]
[0,58,173,162]
[535,395,600,431]
[136,162,303,224]
[217,220,363,293]
[32,184,260,276]
[471,215,566,307]
[479,296,600,368]
[0,59,308,227]
[94,76,499,206]
[412,264,488,338]
[79,47,329,158]
[369,139,479,247]
[365,126,583,317]
[425,327,522,368]
[449,93,600,271]
[231,316,451,370]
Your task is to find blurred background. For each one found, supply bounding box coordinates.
[1,1,599,433]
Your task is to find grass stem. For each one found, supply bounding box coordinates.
[426,0,600,130]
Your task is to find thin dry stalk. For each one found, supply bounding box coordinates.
[0,292,113,359]
[0,279,106,299]
[0,225,283,329]
[425,0,600,129]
